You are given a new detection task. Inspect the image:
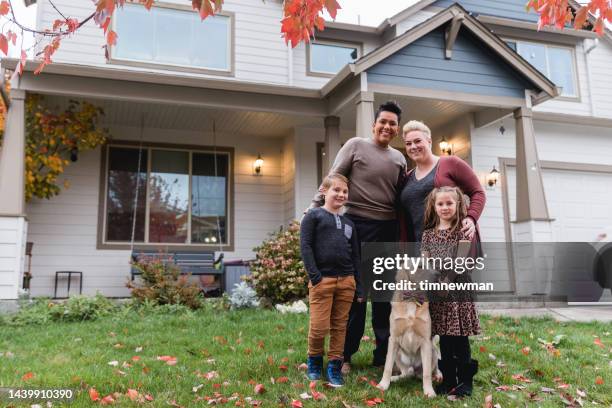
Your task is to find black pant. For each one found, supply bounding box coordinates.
[439,335,471,363]
[343,214,398,365]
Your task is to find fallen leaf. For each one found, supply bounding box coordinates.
[276,376,289,383]
[521,346,531,355]
[131,356,141,362]
[126,389,139,401]
[511,374,532,383]
[100,394,115,405]
[21,372,34,381]
[89,388,100,402]
[594,338,604,348]
[291,400,303,407]
[484,394,493,408]
[595,376,604,385]
[107,361,119,367]
[156,355,177,365]
[254,383,265,394]
[297,363,308,371]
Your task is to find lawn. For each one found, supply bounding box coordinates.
[0,303,610,407]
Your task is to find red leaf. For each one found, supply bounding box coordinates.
[156,355,177,365]
[0,34,8,56]
[279,364,288,371]
[89,388,101,402]
[254,383,265,394]
[594,338,604,348]
[0,1,9,16]
[144,394,154,401]
[291,400,303,408]
[595,376,604,385]
[106,30,117,46]
[21,372,34,381]
[100,394,115,405]
[276,376,289,383]
[131,356,141,361]
[324,0,340,19]
[521,346,530,355]
[126,389,139,401]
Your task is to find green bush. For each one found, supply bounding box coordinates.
[244,221,308,304]
[127,255,203,309]
[5,294,117,326]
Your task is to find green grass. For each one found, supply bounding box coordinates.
[0,304,611,407]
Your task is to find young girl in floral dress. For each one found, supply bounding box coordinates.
[420,186,480,397]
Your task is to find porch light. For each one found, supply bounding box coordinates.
[439,137,452,156]
[70,147,79,162]
[253,154,264,175]
[487,166,500,187]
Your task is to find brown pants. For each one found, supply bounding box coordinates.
[308,275,356,360]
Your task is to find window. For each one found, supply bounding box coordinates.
[102,145,232,248]
[507,40,577,98]
[112,3,232,73]
[309,41,360,76]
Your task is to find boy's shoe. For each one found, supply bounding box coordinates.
[327,359,344,387]
[307,356,323,381]
[434,359,458,395]
[449,359,478,397]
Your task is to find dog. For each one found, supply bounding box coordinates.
[377,266,442,398]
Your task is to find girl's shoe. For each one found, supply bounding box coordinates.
[307,356,323,380]
[327,359,344,387]
[434,359,458,395]
[449,359,478,397]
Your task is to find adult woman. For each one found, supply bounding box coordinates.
[398,120,485,397]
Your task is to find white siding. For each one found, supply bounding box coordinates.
[0,217,27,299]
[26,126,286,297]
[395,9,437,36]
[294,127,325,217]
[587,38,612,119]
[38,0,290,86]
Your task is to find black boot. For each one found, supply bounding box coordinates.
[450,359,478,397]
[434,359,458,395]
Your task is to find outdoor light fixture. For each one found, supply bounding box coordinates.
[439,137,453,156]
[253,153,264,175]
[487,166,500,188]
[70,147,79,162]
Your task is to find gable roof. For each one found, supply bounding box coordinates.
[323,3,559,101]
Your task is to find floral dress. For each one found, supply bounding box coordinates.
[421,227,481,336]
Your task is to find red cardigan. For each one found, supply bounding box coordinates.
[398,156,486,246]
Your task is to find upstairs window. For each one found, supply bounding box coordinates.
[507,40,577,98]
[112,3,232,73]
[308,41,360,76]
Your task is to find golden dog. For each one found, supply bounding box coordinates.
[377,267,442,397]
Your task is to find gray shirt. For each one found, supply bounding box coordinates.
[400,163,438,242]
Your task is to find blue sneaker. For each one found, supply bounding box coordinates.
[327,359,344,387]
[307,356,323,380]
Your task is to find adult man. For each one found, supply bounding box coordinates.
[311,101,407,372]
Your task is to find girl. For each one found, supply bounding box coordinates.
[421,186,480,397]
[300,174,363,387]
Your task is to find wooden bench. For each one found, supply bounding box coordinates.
[130,251,225,293]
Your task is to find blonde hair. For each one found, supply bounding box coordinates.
[321,173,349,190]
[423,186,468,232]
[403,120,431,140]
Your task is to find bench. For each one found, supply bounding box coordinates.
[130,251,225,293]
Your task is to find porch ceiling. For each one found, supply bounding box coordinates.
[44,96,321,138]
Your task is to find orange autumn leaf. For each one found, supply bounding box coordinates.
[156,355,177,365]
[291,400,303,408]
[126,389,139,401]
[89,388,100,402]
[276,376,289,383]
[521,346,531,355]
[0,0,9,15]
[595,376,604,385]
[479,346,487,353]
[254,383,265,394]
[0,34,8,55]
[21,372,34,381]
[100,394,115,405]
[106,30,117,46]
[594,338,604,348]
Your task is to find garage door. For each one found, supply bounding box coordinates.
[506,167,612,242]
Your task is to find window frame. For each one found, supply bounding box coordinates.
[505,38,580,101]
[108,1,235,77]
[97,141,235,251]
[306,39,362,78]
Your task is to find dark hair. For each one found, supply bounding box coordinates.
[374,101,402,123]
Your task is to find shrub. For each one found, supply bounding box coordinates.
[229,282,259,310]
[127,255,203,309]
[244,221,308,304]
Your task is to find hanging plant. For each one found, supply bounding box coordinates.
[0,94,109,201]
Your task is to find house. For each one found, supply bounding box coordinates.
[1,0,611,300]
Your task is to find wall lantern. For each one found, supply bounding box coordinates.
[486,166,500,188]
[253,153,264,175]
[70,147,79,162]
[439,137,453,156]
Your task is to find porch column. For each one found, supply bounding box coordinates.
[323,116,341,175]
[0,89,28,300]
[355,91,374,139]
[512,106,554,297]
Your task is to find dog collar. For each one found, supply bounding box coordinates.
[401,291,427,305]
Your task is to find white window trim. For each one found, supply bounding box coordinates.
[99,143,233,250]
[506,38,580,100]
[108,2,235,77]
[306,39,362,78]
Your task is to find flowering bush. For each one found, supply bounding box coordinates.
[244,221,308,304]
[228,282,260,310]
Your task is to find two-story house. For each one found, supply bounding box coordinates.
[1,0,611,300]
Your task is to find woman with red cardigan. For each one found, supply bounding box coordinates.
[398,120,486,397]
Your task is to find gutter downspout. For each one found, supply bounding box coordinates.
[584,38,599,117]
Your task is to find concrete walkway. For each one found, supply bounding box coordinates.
[478,305,612,322]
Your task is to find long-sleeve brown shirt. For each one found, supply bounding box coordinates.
[313,137,407,220]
